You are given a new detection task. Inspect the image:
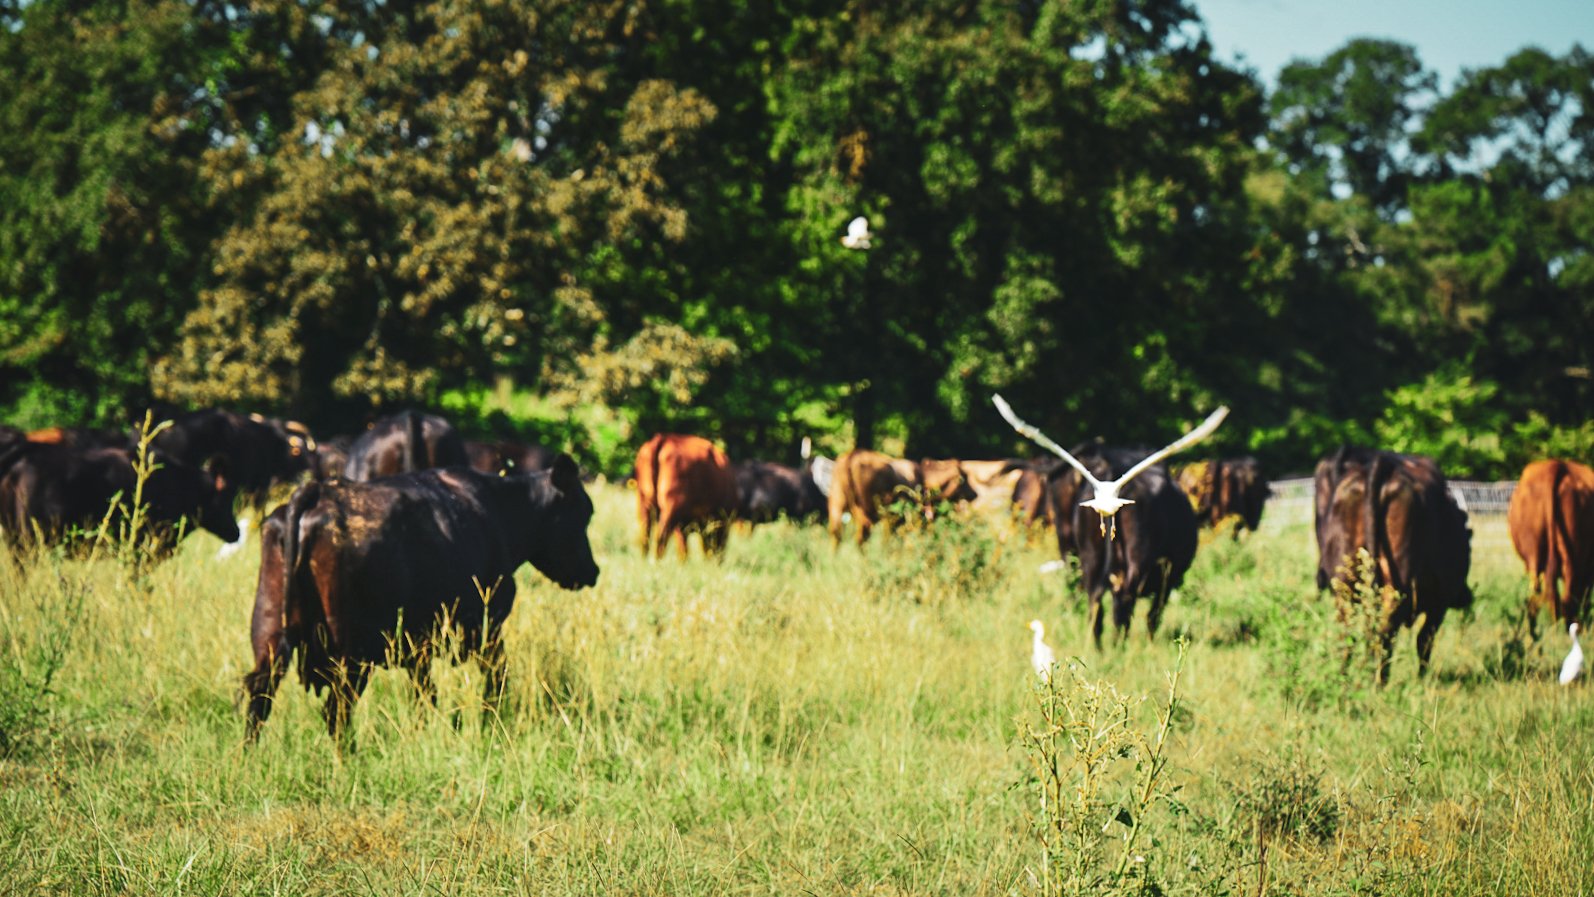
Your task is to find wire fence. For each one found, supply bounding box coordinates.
[1264,477,1518,552]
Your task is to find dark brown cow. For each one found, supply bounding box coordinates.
[635,434,740,559]
[1508,459,1594,630]
[242,456,598,742]
[1004,458,1054,531]
[1316,448,1473,682]
[1046,445,1199,647]
[825,451,978,546]
[150,408,315,509]
[734,460,825,527]
[344,411,469,482]
[1178,456,1269,535]
[0,442,239,556]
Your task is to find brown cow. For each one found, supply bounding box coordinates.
[635,433,740,559]
[1508,459,1594,631]
[1178,456,1269,536]
[1316,448,1473,683]
[826,451,977,546]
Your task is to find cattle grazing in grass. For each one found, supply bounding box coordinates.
[634,433,739,559]
[1508,459,1594,631]
[150,408,315,509]
[242,456,598,743]
[1045,444,1198,647]
[465,439,559,476]
[734,460,826,528]
[0,441,239,556]
[1315,447,1473,682]
[1178,456,1269,535]
[344,411,469,482]
[825,451,978,546]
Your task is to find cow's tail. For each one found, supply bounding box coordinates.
[1545,460,1568,618]
[281,481,321,617]
[1363,452,1391,590]
[636,435,664,553]
[404,410,426,473]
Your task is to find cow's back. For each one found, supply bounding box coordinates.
[656,435,737,517]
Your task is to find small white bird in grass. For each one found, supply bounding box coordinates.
[992,394,1229,540]
[841,215,872,250]
[1029,619,1058,682]
[1560,622,1583,686]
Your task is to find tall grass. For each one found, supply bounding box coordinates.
[0,484,1591,894]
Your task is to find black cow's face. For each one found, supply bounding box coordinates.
[529,454,599,590]
[199,458,242,542]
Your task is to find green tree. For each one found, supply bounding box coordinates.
[0,0,222,426]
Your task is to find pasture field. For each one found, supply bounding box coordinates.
[1,482,1591,896]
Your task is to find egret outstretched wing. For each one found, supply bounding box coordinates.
[1111,406,1230,490]
[991,394,1103,491]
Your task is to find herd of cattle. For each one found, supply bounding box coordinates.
[1,407,1591,741]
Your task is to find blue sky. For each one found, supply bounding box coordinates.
[1194,0,1594,90]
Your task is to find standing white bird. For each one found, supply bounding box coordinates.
[1029,619,1057,682]
[1560,622,1583,686]
[992,394,1229,539]
[841,215,872,250]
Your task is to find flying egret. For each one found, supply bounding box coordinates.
[992,394,1229,539]
[1029,619,1057,682]
[1561,622,1583,686]
[841,215,872,250]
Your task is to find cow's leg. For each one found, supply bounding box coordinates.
[1087,587,1107,650]
[1111,591,1136,644]
[638,501,655,557]
[1144,559,1177,641]
[243,642,290,745]
[703,518,730,559]
[323,661,371,746]
[653,509,681,560]
[855,516,873,547]
[1415,607,1447,678]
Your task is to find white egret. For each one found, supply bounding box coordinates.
[1560,622,1583,686]
[841,215,872,250]
[992,394,1229,540]
[1029,619,1057,682]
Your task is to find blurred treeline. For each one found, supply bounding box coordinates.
[2,0,1591,478]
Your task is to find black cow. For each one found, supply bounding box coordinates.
[344,411,469,482]
[734,460,826,527]
[149,409,314,508]
[309,433,355,480]
[1046,444,1199,647]
[0,442,239,556]
[1316,447,1473,682]
[465,439,558,476]
[1179,456,1269,535]
[1313,445,1380,591]
[242,455,599,742]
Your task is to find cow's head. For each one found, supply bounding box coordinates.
[918,459,978,515]
[525,454,600,590]
[198,456,242,543]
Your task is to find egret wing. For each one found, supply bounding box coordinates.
[1111,406,1230,490]
[991,394,1103,489]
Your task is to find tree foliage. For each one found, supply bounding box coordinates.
[0,0,1590,478]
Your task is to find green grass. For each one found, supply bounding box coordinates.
[1,485,1591,895]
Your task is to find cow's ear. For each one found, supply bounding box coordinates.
[550,453,582,493]
[204,454,230,490]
